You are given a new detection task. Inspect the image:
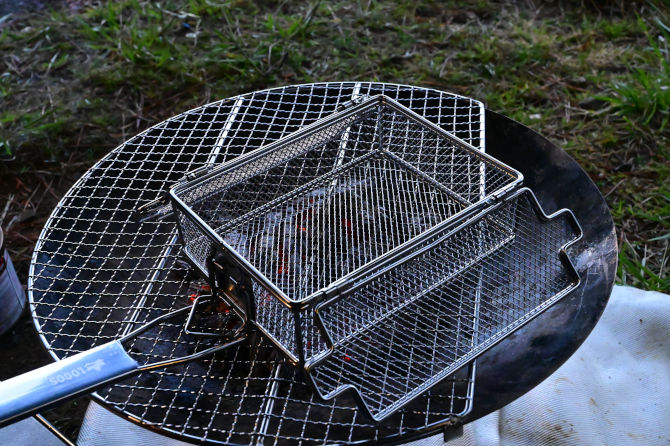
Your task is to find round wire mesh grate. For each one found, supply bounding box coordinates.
[28,82,485,445]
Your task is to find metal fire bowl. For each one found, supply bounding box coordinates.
[27,83,617,444]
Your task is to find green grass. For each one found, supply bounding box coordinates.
[0,0,669,291]
[598,15,670,291]
[599,18,670,131]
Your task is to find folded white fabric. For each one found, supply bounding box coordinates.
[78,285,670,445]
[435,285,670,446]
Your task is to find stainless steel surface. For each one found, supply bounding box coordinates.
[29,83,486,445]
[0,226,25,336]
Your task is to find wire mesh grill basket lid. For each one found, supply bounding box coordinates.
[307,187,582,420]
[169,95,522,362]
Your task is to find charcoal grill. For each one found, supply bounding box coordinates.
[4,82,616,445]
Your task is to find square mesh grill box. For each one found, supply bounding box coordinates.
[166,95,583,421]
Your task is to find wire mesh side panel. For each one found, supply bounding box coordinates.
[253,286,299,358]
[312,214,515,359]
[29,82,486,445]
[309,189,581,420]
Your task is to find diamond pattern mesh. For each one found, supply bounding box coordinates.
[29,83,484,444]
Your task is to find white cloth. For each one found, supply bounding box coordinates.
[437,285,670,446]
[78,285,670,445]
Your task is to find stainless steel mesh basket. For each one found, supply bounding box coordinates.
[168,94,579,420]
[170,95,521,348]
